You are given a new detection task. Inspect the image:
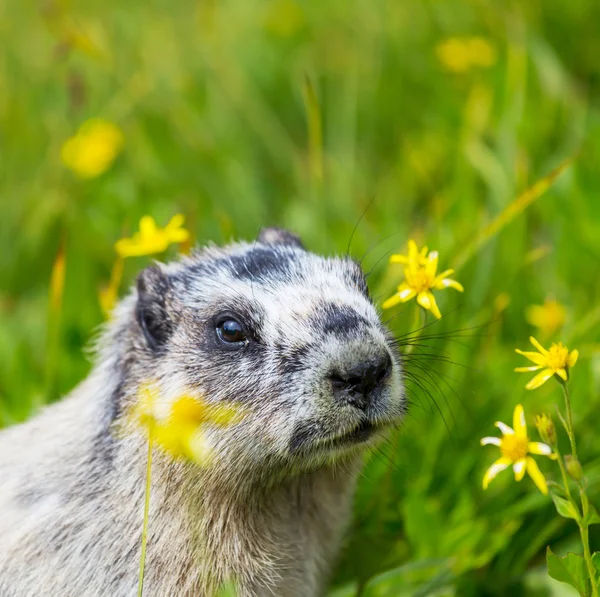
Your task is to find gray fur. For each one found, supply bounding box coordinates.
[0,229,404,596]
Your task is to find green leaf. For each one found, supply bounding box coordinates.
[551,494,580,521]
[593,553,600,588]
[582,504,600,527]
[546,547,589,597]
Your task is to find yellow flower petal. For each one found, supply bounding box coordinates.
[526,456,548,495]
[61,119,124,178]
[115,238,149,258]
[407,239,419,259]
[397,285,418,301]
[435,268,455,280]
[480,436,501,446]
[425,251,439,277]
[514,349,547,366]
[528,442,554,457]
[568,350,579,368]
[382,294,404,309]
[417,291,442,319]
[204,402,244,427]
[416,291,432,310]
[435,277,464,292]
[513,458,527,481]
[166,213,185,231]
[513,404,527,438]
[529,336,549,355]
[187,428,214,465]
[525,368,554,390]
[389,254,410,264]
[429,293,443,320]
[525,305,546,328]
[139,215,158,237]
[167,228,191,243]
[514,366,542,372]
[556,368,568,381]
[115,215,190,258]
[482,457,512,489]
[525,300,566,336]
[495,421,514,436]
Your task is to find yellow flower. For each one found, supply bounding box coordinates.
[525,299,566,338]
[61,118,124,178]
[515,336,579,390]
[466,37,497,68]
[98,257,124,318]
[388,239,429,268]
[49,242,66,314]
[115,214,190,258]
[436,37,496,73]
[383,240,463,319]
[481,404,556,494]
[130,384,242,465]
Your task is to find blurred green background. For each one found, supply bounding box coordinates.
[1,0,600,595]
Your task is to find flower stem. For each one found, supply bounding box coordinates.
[556,382,597,597]
[555,448,597,596]
[580,522,598,597]
[554,444,573,503]
[560,382,578,460]
[137,430,154,597]
[405,307,427,355]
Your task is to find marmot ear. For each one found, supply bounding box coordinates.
[136,266,174,351]
[258,227,304,249]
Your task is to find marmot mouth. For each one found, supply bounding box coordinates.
[289,419,384,454]
[329,420,379,447]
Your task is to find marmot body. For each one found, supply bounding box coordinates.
[0,228,404,596]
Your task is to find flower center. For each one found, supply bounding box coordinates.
[547,343,569,370]
[405,267,434,293]
[500,434,528,461]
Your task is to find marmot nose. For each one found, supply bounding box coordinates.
[329,353,392,410]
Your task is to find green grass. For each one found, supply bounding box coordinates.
[1,0,600,595]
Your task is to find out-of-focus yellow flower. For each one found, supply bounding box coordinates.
[99,257,124,318]
[389,239,429,268]
[481,404,556,494]
[515,336,579,390]
[49,242,66,314]
[115,215,190,258]
[525,299,566,338]
[436,37,497,73]
[130,384,242,465]
[61,118,124,178]
[383,240,463,319]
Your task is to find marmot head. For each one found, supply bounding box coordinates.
[121,228,404,480]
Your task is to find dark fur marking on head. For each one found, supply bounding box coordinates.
[219,248,298,282]
[136,266,174,351]
[312,302,370,336]
[288,420,319,454]
[346,260,370,298]
[277,344,312,375]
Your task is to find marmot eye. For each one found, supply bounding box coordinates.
[216,319,247,344]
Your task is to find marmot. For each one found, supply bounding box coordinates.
[0,228,404,597]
